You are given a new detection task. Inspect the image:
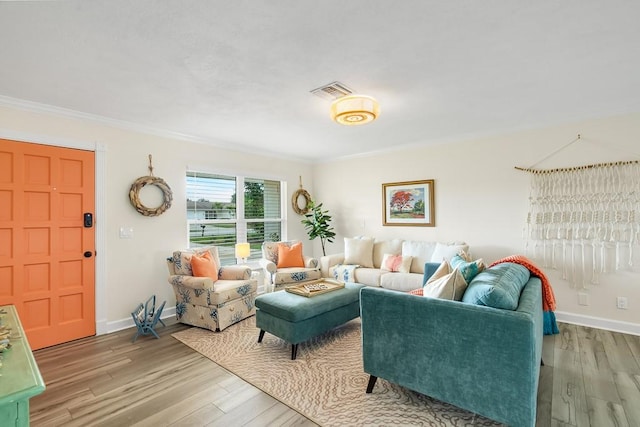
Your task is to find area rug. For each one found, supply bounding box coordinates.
[172,317,501,426]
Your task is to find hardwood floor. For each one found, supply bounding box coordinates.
[538,323,640,427]
[30,321,640,426]
[30,321,316,427]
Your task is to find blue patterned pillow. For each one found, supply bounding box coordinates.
[450,254,484,283]
[462,263,530,310]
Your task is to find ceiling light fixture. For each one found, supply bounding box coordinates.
[330,94,380,126]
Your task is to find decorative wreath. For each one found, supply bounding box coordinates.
[292,187,312,215]
[129,175,173,217]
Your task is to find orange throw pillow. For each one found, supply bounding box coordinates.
[191,250,219,281]
[277,242,305,268]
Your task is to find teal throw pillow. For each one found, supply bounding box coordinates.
[461,262,530,310]
[450,254,484,283]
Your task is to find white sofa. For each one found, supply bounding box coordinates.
[320,237,469,292]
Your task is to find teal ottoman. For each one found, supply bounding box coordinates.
[255,282,365,359]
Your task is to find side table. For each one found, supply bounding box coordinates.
[0,305,46,426]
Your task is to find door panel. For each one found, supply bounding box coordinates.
[0,138,95,350]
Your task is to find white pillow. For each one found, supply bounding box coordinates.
[423,267,468,301]
[344,237,374,267]
[430,242,469,263]
[427,260,452,283]
[372,239,403,268]
[401,241,437,274]
[380,254,412,273]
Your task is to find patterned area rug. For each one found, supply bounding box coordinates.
[172,317,501,426]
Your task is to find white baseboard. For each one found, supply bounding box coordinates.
[98,307,639,337]
[96,318,109,335]
[102,305,176,335]
[555,311,640,336]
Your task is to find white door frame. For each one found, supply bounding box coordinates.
[0,129,108,335]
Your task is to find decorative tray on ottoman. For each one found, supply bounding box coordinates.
[285,279,345,297]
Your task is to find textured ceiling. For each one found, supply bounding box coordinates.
[1,1,639,162]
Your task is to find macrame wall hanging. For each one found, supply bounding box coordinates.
[516,135,640,288]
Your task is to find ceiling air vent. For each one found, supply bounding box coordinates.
[310,81,353,100]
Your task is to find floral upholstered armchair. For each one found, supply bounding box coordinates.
[259,241,321,290]
[167,246,257,331]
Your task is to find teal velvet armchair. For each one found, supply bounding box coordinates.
[360,277,543,426]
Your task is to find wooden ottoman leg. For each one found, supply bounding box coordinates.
[258,330,265,343]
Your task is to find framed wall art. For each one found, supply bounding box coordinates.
[382,180,435,226]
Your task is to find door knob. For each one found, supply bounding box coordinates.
[84,251,93,258]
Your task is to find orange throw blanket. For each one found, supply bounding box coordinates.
[489,255,556,312]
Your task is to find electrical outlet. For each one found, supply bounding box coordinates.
[617,297,628,310]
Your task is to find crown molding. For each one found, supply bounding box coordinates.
[0,95,311,163]
[0,94,225,144]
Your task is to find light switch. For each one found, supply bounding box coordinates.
[119,227,134,239]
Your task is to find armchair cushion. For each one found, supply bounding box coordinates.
[277,242,305,268]
[208,279,256,305]
[191,250,219,281]
[172,246,222,276]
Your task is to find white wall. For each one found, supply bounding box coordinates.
[311,113,640,334]
[0,105,314,331]
[2,104,639,334]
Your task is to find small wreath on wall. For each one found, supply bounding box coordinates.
[292,188,311,215]
[292,176,312,215]
[129,155,173,217]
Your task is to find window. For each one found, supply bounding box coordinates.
[187,171,285,265]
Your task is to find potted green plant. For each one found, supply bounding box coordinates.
[301,200,336,256]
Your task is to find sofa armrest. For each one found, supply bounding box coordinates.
[303,256,319,268]
[259,258,277,274]
[167,275,214,290]
[219,265,251,280]
[320,253,345,277]
[360,278,542,426]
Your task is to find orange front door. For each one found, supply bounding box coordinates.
[0,139,95,350]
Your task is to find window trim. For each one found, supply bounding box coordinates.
[186,171,287,264]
